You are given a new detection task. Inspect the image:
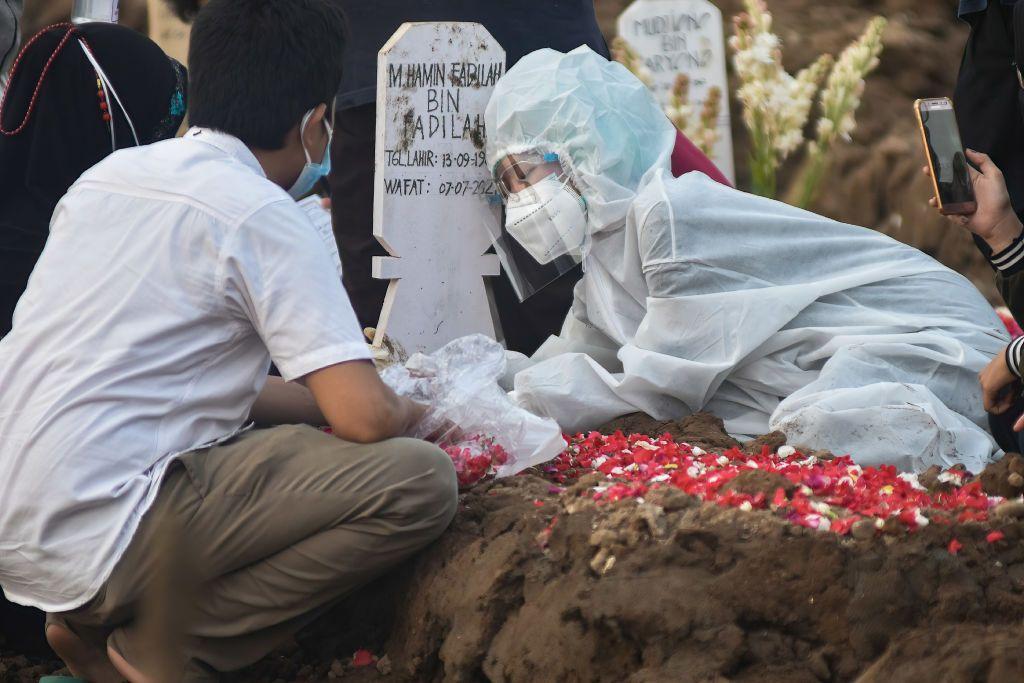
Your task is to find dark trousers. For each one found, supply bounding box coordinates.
[0,596,48,654]
[327,103,579,356]
[955,1,1024,237]
[990,395,1024,453]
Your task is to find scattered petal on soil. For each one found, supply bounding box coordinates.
[352,649,375,667]
[537,430,1002,540]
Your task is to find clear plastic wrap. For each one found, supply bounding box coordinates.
[380,334,566,485]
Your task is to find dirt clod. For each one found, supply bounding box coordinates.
[851,518,879,540]
[743,430,788,455]
[597,411,743,453]
[919,464,951,493]
[979,453,1024,498]
[993,500,1024,519]
[722,469,796,497]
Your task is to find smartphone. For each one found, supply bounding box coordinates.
[915,98,976,216]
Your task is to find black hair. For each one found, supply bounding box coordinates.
[188,0,345,149]
[163,0,203,23]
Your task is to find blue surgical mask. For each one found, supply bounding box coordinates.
[287,108,334,199]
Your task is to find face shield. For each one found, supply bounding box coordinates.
[485,151,588,301]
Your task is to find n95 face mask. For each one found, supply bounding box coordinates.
[504,174,588,265]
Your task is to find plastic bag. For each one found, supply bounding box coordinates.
[380,334,566,485]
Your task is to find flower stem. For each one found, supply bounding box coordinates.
[748,112,777,198]
[792,146,829,208]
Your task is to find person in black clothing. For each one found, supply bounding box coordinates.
[327,2,609,356]
[925,2,1024,458]
[954,0,1024,235]
[0,21,187,337]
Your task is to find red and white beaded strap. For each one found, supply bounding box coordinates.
[77,37,139,149]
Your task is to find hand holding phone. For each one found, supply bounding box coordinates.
[922,148,1023,254]
[915,98,976,216]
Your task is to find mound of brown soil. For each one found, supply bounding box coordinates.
[598,411,742,451]
[6,414,1024,682]
[233,472,1024,682]
[223,415,1024,682]
[979,452,1024,499]
[856,623,1024,682]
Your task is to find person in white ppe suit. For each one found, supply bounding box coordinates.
[485,46,1010,473]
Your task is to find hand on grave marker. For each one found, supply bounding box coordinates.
[365,327,409,369]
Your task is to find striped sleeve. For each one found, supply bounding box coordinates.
[990,234,1024,276]
[1006,337,1024,380]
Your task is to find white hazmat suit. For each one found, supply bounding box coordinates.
[485,47,1009,472]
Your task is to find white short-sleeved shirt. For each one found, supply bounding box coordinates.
[0,128,371,612]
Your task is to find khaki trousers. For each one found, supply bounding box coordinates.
[47,424,458,680]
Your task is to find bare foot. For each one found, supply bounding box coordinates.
[46,622,123,683]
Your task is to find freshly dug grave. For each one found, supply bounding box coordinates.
[227,414,1024,682]
[5,414,1023,681]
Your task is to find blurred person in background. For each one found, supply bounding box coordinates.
[954,0,1024,235]
[935,4,1024,454]
[0,1,20,94]
[925,147,1024,452]
[0,21,187,337]
[163,0,202,21]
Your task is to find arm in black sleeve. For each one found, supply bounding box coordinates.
[1003,332,1024,380]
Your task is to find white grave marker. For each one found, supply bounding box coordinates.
[372,22,505,354]
[617,0,735,183]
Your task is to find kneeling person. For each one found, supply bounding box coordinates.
[488,48,1009,473]
[0,1,456,680]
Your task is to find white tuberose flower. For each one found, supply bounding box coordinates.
[815,16,887,147]
[731,0,832,164]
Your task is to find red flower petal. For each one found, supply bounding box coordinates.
[947,539,963,555]
[986,530,1005,544]
[352,649,375,667]
[503,429,1005,540]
